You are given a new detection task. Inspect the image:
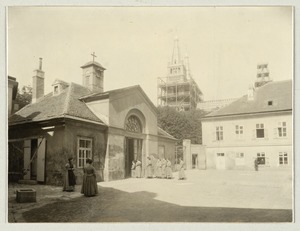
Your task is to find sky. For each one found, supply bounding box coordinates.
[7,6,293,104]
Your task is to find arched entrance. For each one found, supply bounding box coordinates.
[124,114,143,178]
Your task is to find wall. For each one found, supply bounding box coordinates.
[109,88,158,135]
[105,132,125,181]
[86,99,109,124]
[183,139,206,170]
[205,146,292,170]
[202,112,292,170]
[202,113,292,148]
[64,119,107,184]
[158,137,176,167]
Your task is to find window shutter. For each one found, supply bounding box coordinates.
[265,129,268,139]
[252,129,256,139]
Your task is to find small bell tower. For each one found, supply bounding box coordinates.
[255,63,271,88]
[81,52,106,93]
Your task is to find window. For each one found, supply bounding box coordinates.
[77,137,92,168]
[279,152,288,165]
[235,125,243,138]
[217,153,225,157]
[278,122,287,137]
[236,153,244,158]
[125,115,142,133]
[257,152,265,165]
[54,86,58,94]
[256,124,264,138]
[235,153,245,166]
[268,101,273,106]
[216,126,223,141]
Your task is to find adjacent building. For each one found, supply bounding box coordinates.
[201,78,292,170]
[8,76,18,116]
[8,57,177,185]
[157,38,203,111]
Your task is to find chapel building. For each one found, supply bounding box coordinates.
[8,57,177,184]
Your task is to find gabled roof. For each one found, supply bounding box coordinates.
[9,82,104,125]
[80,85,158,114]
[204,80,292,119]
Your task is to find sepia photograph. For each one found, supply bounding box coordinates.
[5,5,294,225]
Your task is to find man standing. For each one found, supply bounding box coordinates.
[254,158,259,171]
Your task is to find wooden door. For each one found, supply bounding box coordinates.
[37,138,46,182]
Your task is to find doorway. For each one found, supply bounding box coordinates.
[192,154,198,169]
[216,153,226,170]
[125,138,142,178]
[23,138,46,182]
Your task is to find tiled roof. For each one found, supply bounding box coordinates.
[205,80,292,118]
[9,82,104,125]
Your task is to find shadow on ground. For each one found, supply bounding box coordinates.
[21,186,293,223]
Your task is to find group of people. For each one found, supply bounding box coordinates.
[63,155,187,196]
[63,157,98,197]
[131,156,186,180]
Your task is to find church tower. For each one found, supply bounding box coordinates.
[167,37,187,82]
[81,52,106,93]
[157,37,203,111]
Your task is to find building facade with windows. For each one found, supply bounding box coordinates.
[201,80,292,170]
[8,58,176,185]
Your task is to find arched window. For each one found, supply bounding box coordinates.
[125,115,142,133]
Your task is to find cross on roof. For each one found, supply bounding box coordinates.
[91,52,97,62]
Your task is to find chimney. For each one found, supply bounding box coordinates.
[32,58,45,103]
[247,84,255,101]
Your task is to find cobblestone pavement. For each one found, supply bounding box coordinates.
[7,169,293,222]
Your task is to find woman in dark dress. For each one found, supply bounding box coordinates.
[63,157,76,192]
[81,159,98,197]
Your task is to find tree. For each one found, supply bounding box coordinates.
[14,85,32,110]
[157,106,206,145]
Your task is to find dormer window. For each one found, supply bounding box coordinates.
[52,79,69,95]
[54,86,58,93]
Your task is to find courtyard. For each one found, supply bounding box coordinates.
[7,169,293,222]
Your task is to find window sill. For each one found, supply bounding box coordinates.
[253,138,269,141]
[274,137,288,140]
[212,140,224,142]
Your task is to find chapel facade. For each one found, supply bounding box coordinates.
[8,57,176,185]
